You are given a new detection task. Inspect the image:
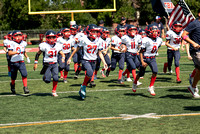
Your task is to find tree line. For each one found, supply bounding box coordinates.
[0,0,199,30]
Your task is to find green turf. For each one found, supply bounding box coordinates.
[0,45,200,134]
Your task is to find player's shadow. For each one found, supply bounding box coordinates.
[70,84,82,87]
[0,75,10,77]
[155,77,172,82]
[108,84,130,88]
[160,94,191,99]
[124,93,153,98]
[167,88,188,93]
[184,106,200,111]
[99,79,116,83]
[0,92,31,97]
[31,93,52,97]
[65,95,87,101]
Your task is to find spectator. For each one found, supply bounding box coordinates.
[118,16,128,28]
[152,16,165,39]
[99,20,104,27]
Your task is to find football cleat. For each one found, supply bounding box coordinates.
[106,70,110,77]
[10,83,16,94]
[79,85,86,100]
[188,85,200,98]
[100,69,106,78]
[148,86,156,96]
[74,70,80,79]
[117,79,124,84]
[169,70,173,74]
[132,81,137,92]
[137,81,142,86]
[63,78,67,83]
[60,76,64,79]
[90,81,96,87]
[23,86,30,94]
[126,77,132,82]
[52,91,58,97]
[176,78,182,83]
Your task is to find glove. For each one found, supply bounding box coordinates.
[27,57,30,63]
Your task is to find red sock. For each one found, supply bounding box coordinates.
[134,77,139,84]
[83,75,90,86]
[91,72,95,81]
[175,67,180,80]
[64,71,68,79]
[8,66,11,72]
[150,76,157,87]
[85,71,87,75]
[132,70,136,80]
[60,71,63,77]
[11,79,15,85]
[191,69,196,77]
[95,70,98,75]
[118,69,123,80]
[74,63,78,72]
[163,62,168,73]
[123,69,128,76]
[52,81,58,92]
[78,66,82,71]
[22,77,27,87]
[102,68,105,71]
[107,67,111,71]
[127,70,130,78]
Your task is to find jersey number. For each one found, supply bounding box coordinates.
[63,43,70,50]
[16,47,23,54]
[131,42,135,49]
[173,38,181,44]
[87,45,97,54]
[151,46,157,53]
[48,51,57,58]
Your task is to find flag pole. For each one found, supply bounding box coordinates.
[182,0,196,19]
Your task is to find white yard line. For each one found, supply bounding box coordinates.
[0,112,200,129]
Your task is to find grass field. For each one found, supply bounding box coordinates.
[0,45,200,134]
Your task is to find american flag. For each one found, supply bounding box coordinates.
[168,0,195,29]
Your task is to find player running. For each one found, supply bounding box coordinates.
[33,30,65,97]
[132,25,162,96]
[8,30,30,94]
[67,24,107,100]
[106,25,126,84]
[121,25,142,85]
[164,21,183,83]
[57,28,74,83]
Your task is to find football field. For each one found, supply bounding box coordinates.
[0,45,200,134]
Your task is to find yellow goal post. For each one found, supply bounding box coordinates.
[28,0,116,21]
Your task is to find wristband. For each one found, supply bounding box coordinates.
[34,60,38,64]
[183,35,188,40]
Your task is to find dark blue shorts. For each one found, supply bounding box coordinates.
[58,53,71,71]
[125,52,140,71]
[167,49,180,67]
[82,59,96,77]
[43,63,59,83]
[138,56,158,77]
[10,61,27,80]
[111,53,125,71]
